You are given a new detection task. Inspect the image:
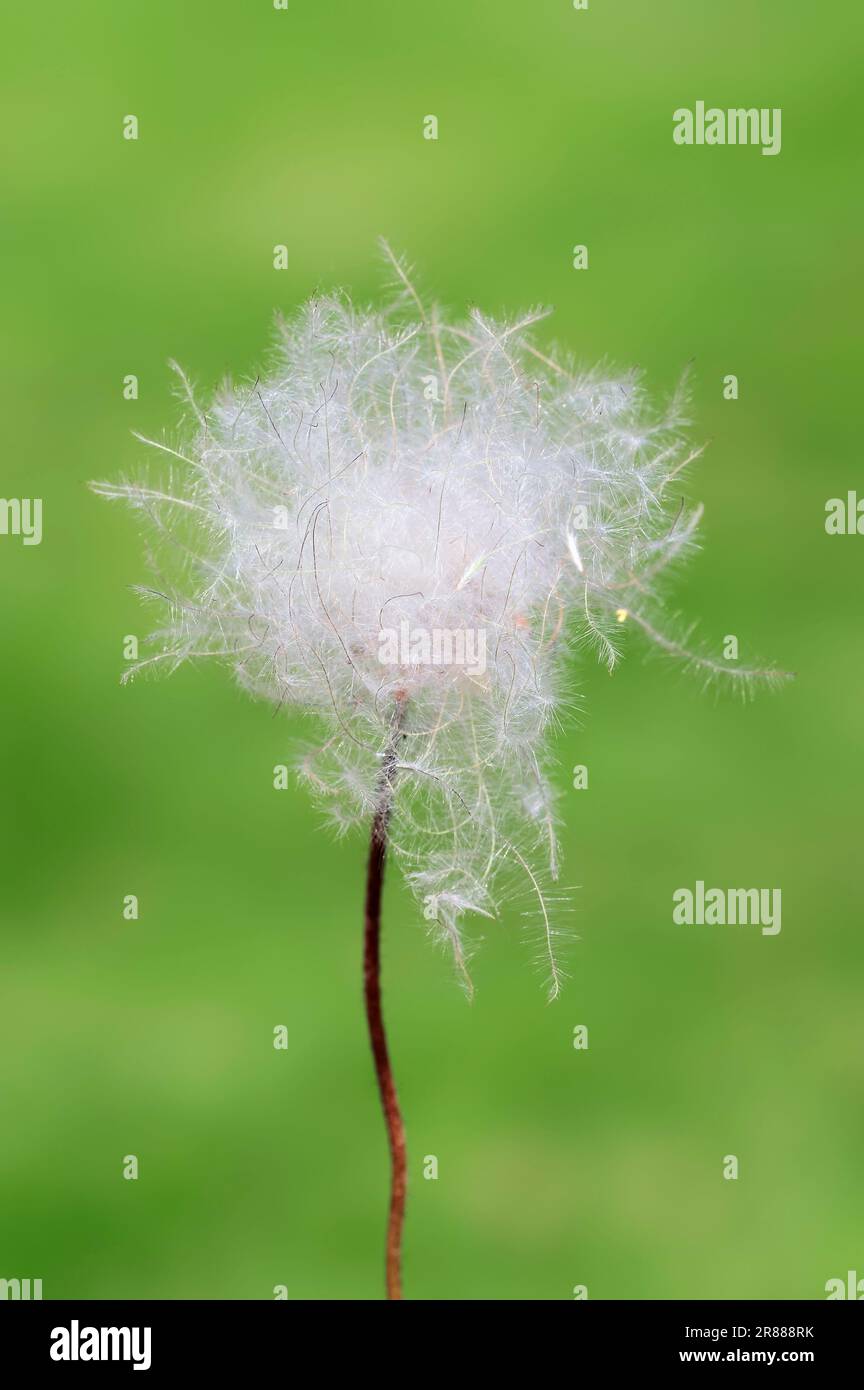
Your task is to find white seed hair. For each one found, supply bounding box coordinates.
[92,246,790,999]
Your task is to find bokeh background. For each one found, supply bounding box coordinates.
[1,1,861,1300]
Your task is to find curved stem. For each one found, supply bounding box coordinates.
[363,727,407,1300]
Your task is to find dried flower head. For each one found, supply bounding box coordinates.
[93,247,788,999]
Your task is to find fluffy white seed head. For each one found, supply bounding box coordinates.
[93,249,788,998]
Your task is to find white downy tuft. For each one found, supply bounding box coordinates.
[92,249,790,997]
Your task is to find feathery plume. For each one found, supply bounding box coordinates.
[92,249,790,1296]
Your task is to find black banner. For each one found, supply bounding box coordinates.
[1,1299,858,1373]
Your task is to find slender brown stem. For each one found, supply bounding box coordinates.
[363,722,407,1300]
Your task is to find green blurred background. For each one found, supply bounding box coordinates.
[1,1,861,1300]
